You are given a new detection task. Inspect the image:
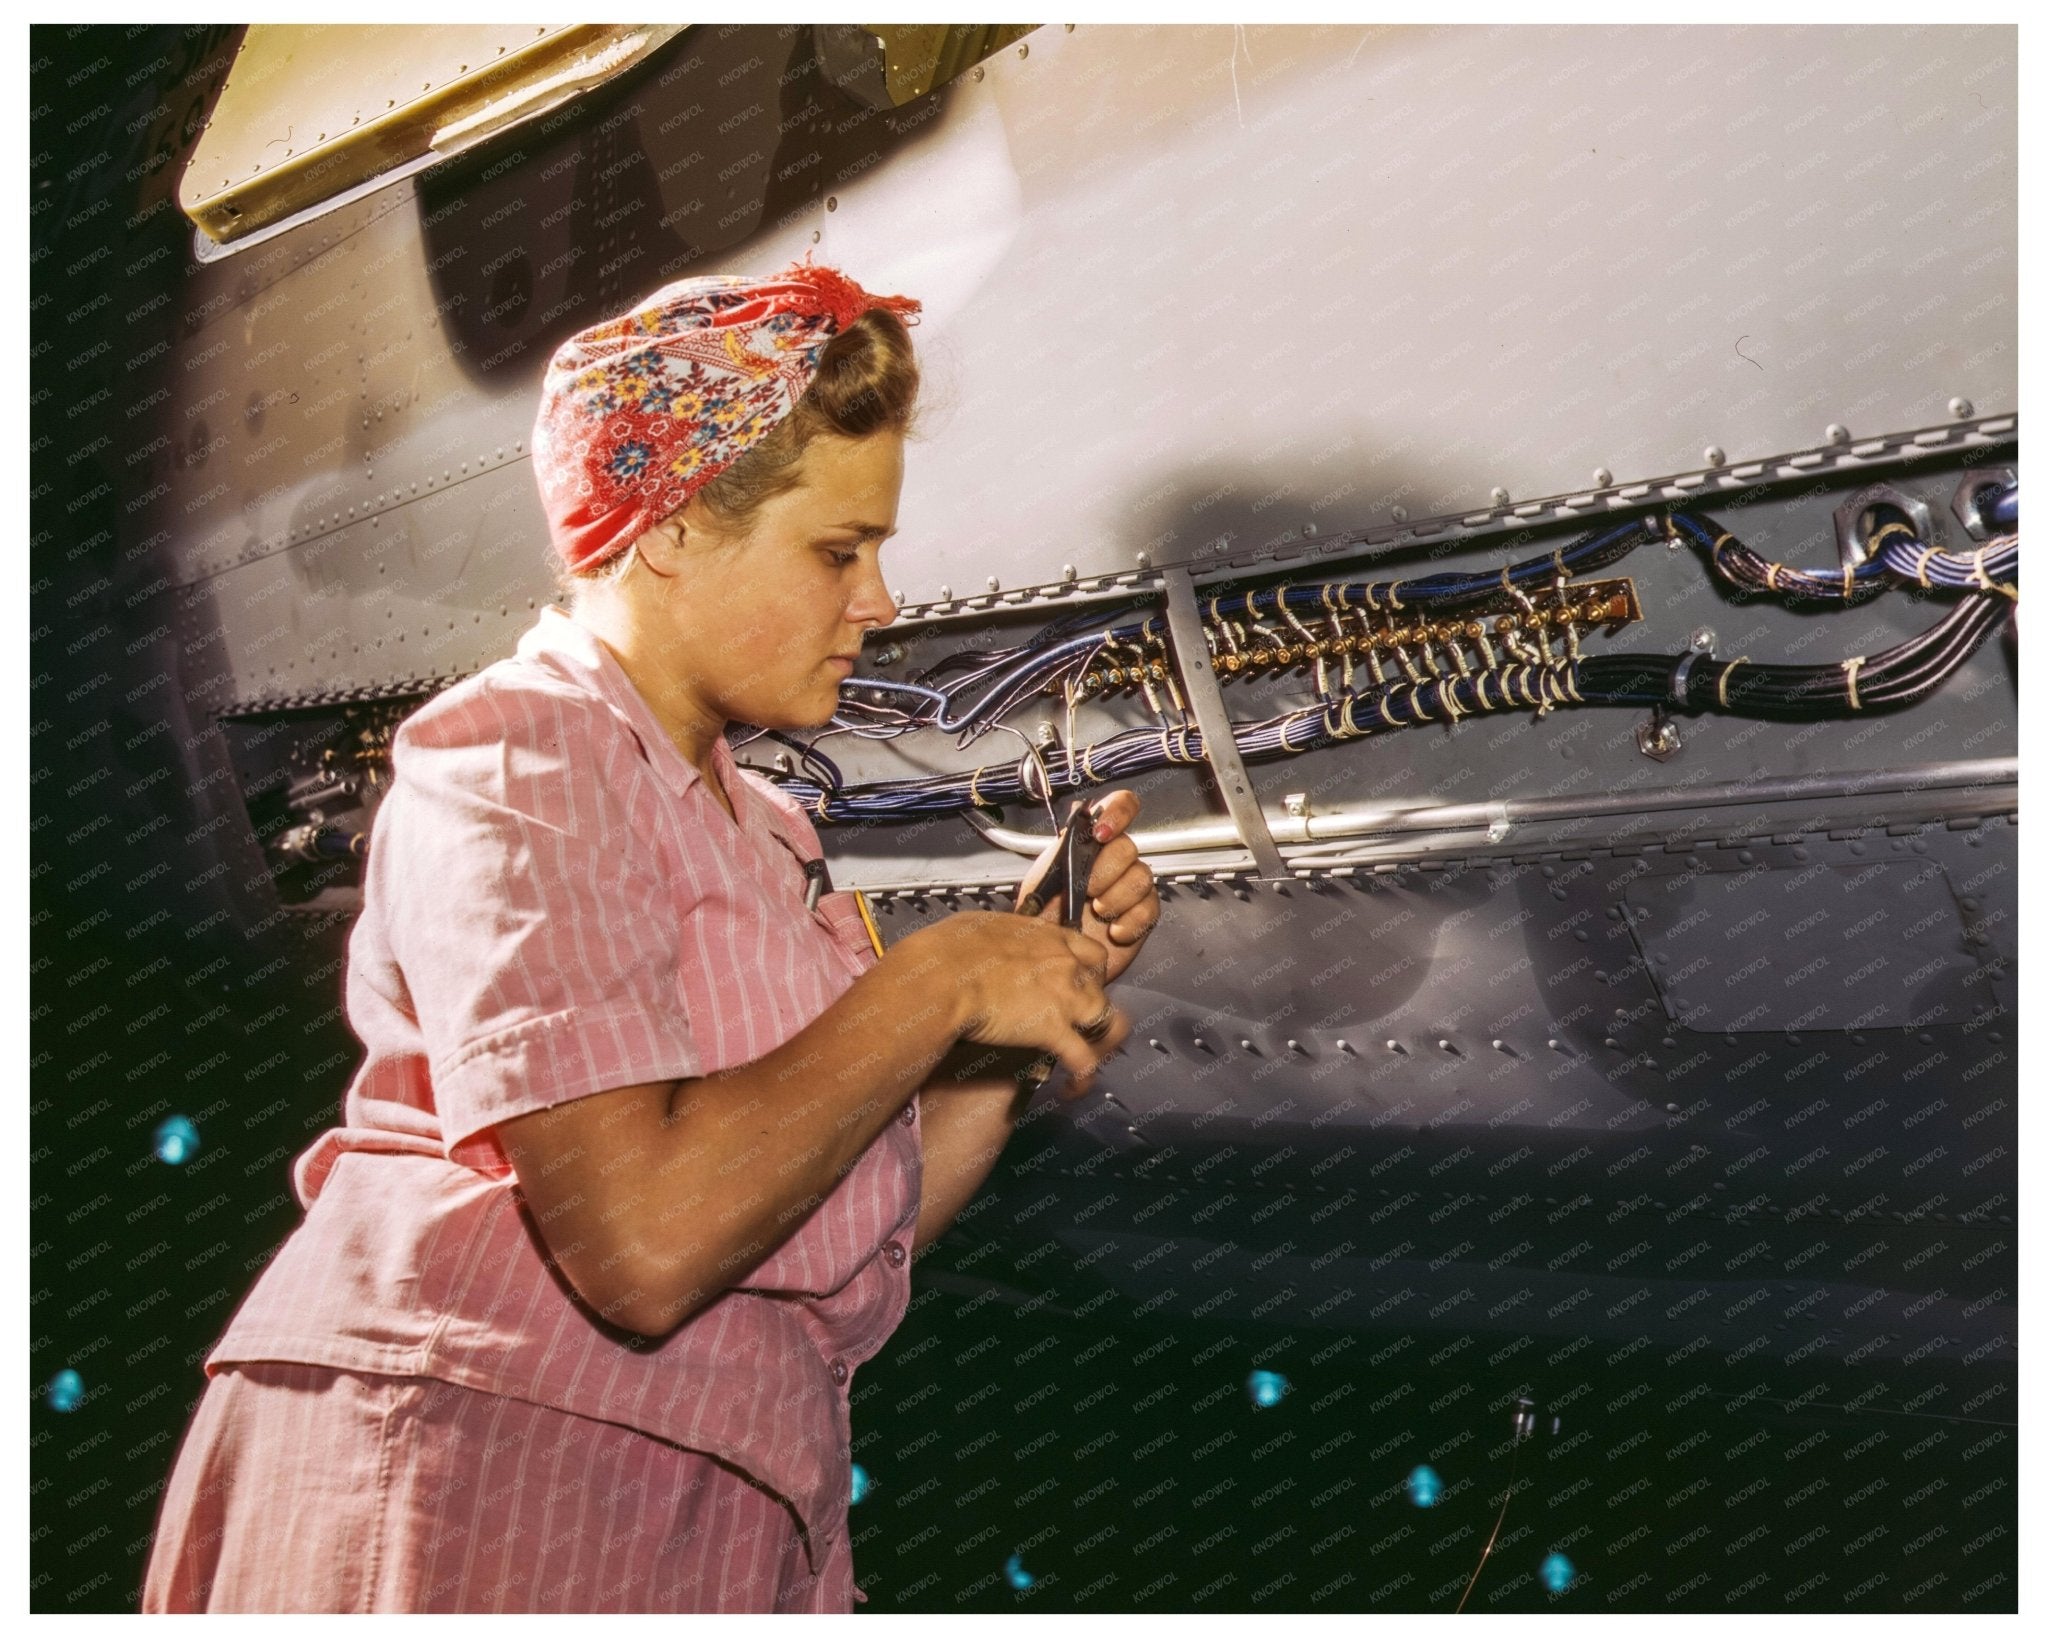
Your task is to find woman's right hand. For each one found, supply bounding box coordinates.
[900,911,1131,1096]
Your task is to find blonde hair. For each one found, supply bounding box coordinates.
[556,306,921,598]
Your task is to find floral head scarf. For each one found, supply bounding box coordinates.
[532,256,921,573]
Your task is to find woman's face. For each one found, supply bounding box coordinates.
[655,430,904,730]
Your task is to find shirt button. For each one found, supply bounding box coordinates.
[883,1240,906,1267]
[830,1359,848,1386]
[899,1101,916,1126]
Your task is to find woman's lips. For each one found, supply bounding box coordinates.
[827,656,857,675]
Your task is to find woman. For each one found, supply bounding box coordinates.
[141,258,1159,1613]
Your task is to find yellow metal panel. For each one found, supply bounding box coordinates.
[179,23,684,246]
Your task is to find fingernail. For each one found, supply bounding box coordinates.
[1094,822,1112,842]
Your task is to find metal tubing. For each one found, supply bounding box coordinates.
[964,757,2018,863]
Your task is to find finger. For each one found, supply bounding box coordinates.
[1087,789,1141,844]
[1052,1028,1098,1095]
[1084,835,1138,900]
[1062,923,1109,962]
[1087,860,1155,922]
[1105,900,1160,947]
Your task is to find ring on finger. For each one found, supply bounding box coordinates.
[1077,1004,1116,1044]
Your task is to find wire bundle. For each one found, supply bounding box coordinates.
[1678,480,2019,603]
[764,493,2015,825]
[1579,590,2012,719]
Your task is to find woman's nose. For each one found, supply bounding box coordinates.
[849,553,898,629]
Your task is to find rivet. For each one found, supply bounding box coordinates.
[1490,486,1511,506]
[1136,551,1151,568]
[1390,505,1408,522]
[1593,467,1613,487]
[987,576,1000,592]
[1826,424,1850,444]
[1704,445,1725,467]
[1950,397,1973,419]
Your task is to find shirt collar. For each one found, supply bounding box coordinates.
[515,605,737,804]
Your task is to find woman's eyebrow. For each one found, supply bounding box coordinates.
[825,522,897,541]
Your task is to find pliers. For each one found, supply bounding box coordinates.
[1015,797,1106,926]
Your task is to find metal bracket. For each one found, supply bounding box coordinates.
[1160,563,1288,880]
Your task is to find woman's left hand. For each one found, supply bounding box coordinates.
[1017,789,1158,985]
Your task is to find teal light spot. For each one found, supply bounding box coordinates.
[1004,1553,1035,1590]
[1407,1463,1442,1507]
[1541,1551,1576,1593]
[46,1369,85,1412]
[1247,1368,1290,1407]
[154,1115,200,1165]
[849,1463,871,1505]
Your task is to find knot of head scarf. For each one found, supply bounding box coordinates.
[531,256,922,574]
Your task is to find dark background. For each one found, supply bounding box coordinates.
[29,23,2018,1615]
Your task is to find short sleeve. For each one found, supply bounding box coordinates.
[373,675,702,1175]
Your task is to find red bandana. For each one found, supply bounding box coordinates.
[531,257,922,573]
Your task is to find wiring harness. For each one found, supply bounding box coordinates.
[754,482,2018,826]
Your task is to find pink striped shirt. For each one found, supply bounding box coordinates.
[204,605,921,1581]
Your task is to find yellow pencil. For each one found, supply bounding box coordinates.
[852,887,885,957]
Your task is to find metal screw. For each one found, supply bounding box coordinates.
[1135,552,1150,569]
[1636,716,1682,760]
[1703,445,1725,467]
[937,584,952,601]
[1062,564,1077,581]
[1283,792,1307,818]
[1390,505,1408,522]
[1826,423,1850,444]
[871,641,903,667]
[1490,486,1511,506]
[1688,628,1715,653]
[1950,397,1974,419]
[1593,467,1613,487]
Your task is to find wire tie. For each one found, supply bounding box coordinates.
[1916,546,1934,589]
[1843,655,1865,711]
[1717,656,1749,709]
[1971,547,1993,590]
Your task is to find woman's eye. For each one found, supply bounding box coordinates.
[826,549,859,566]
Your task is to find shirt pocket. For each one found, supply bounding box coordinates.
[812,891,879,976]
